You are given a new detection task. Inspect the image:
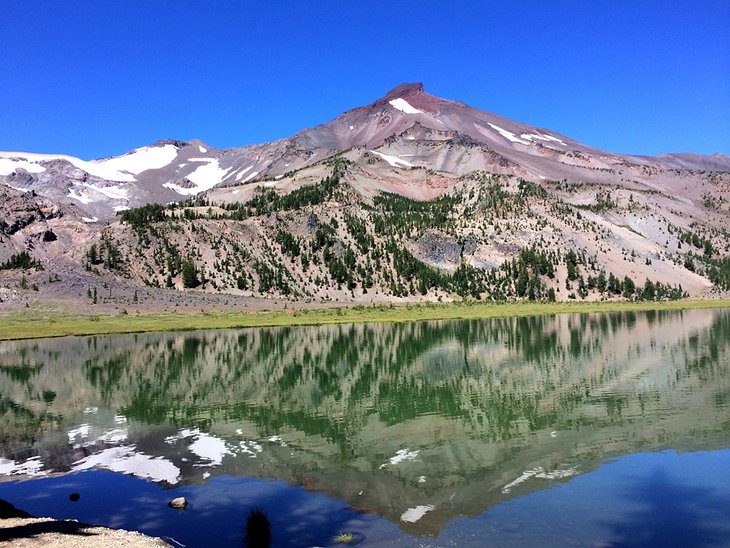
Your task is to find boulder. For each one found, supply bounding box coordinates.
[168,497,187,510]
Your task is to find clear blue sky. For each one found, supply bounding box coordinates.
[1,1,728,159]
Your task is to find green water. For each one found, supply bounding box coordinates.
[0,308,729,544]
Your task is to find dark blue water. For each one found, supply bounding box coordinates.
[3,449,730,547]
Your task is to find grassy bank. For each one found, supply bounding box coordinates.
[1,299,729,341]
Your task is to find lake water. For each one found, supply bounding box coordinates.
[1,308,729,547]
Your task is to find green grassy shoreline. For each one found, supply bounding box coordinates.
[1,299,729,341]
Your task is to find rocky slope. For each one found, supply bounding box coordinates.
[1,84,729,306]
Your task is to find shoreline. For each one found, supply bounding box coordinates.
[1,298,729,341]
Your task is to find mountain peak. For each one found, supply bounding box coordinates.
[383,82,425,101]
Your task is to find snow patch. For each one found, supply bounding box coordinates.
[67,187,92,204]
[401,505,434,523]
[389,98,424,115]
[81,217,99,223]
[520,133,566,146]
[72,446,180,484]
[0,152,136,182]
[165,428,233,466]
[189,432,232,466]
[68,424,92,444]
[68,182,129,204]
[198,145,207,153]
[5,184,30,192]
[164,158,232,195]
[243,171,259,183]
[542,134,565,145]
[370,151,414,168]
[239,440,263,458]
[96,428,128,445]
[487,123,530,144]
[236,165,254,181]
[113,205,130,212]
[98,145,178,175]
[380,448,419,469]
[81,182,128,200]
[502,466,578,494]
[0,157,47,176]
[0,456,45,477]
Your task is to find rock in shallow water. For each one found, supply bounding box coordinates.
[168,497,187,510]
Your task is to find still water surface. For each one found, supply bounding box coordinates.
[1,309,729,546]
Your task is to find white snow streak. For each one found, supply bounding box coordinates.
[6,184,30,192]
[520,133,566,146]
[370,150,414,168]
[164,158,232,195]
[379,448,419,469]
[401,505,434,523]
[98,145,178,175]
[236,165,254,181]
[68,182,128,204]
[501,466,578,494]
[389,98,424,115]
[72,446,180,484]
[198,145,207,153]
[79,182,128,200]
[188,432,233,466]
[487,123,530,144]
[0,152,135,182]
[0,456,46,477]
[0,158,47,176]
[67,187,92,204]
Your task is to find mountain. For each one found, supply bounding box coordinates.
[1,83,729,307]
[3,82,729,220]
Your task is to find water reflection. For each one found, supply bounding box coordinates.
[0,309,729,535]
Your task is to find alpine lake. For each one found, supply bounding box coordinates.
[1,307,730,547]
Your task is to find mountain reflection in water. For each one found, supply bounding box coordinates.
[0,308,729,538]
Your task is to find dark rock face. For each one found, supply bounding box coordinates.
[0,187,64,236]
[0,191,44,235]
[415,232,463,268]
[168,177,196,189]
[306,214,321,232]
[6,170,35,187]
[450,134,482,148]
